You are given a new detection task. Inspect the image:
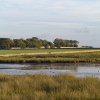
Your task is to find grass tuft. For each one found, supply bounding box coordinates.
[0,74,99,99]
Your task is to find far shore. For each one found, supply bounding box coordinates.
[0,49,99,63]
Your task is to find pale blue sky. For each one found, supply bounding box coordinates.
[0,0,100,47]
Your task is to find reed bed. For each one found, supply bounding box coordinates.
[0,52,100,63]
[0,74,99,100]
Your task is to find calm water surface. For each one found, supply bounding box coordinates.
[0,63,100,77]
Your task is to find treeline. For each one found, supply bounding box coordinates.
[0,37,79,49]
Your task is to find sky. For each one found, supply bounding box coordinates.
[0,0,100,47]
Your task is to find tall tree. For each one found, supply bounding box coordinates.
[13,39,26,49]
[0,38,13,49]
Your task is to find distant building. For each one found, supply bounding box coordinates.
[81,46,93,48]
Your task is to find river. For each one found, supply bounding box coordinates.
[0,63,100,77]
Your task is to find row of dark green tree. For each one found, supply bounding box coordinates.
[0,37,79,49]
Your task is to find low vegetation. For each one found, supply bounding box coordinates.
[0,49,99,63]
[0,48,87,55]
[0,74,99,100]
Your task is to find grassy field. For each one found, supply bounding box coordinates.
[0,48,99,55]
[0,49,81,55]
[0,50,99,63]
[0,49,99,63]
[0,74,99,100]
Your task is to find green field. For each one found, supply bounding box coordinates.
[0,48,99,63]
[0,74,99,100]
[0,48,99,55]
[0,50,99,63]
[0,49,83,55]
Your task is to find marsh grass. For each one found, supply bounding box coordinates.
[0,52,100,63]
[0,74,99,100]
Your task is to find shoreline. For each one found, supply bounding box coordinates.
[0,60,99,64]
[0,58,99,64]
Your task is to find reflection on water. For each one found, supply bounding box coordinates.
[0,63,100,77]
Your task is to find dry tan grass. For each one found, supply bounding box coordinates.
[0,74,99,100]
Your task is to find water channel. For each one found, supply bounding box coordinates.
[0,63,100,77]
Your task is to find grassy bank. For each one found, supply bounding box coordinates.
[0,49,88,55]
[0,51,100,63]
[0,48,99,55]
[0,74,100,100]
